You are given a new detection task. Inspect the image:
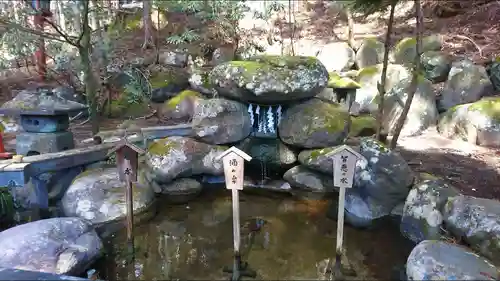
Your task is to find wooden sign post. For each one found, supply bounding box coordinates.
[325,145,364,279]
[216,146,256,281]
[107,139,145,257]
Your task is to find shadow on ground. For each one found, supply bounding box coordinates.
[397,147,500,199]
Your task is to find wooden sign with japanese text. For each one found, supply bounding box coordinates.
[325,144,365,277]
[333,149,359,189]
[216,147,252,190]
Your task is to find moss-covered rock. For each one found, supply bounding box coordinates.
[209,55,329,105]
[420,51,452,83]
[159,90,204,123]
[149,70,191,103]
[188,67,215,96]
[355,37,385,69]
[382,77,438,136]
[278,99,349,148]
[354,64,412,113]
[442,195,500,265]
[438,59,494,111]
[192,98,252,145]
[390,34,443,65]
[438,97,500,147]
[283,165,337,200]
[350,114,377,137]
[61,167,155,226]
[238,137,297,178]
[145,136,227,184]
[400,179,461,243]
[109,96,150,118]
[327,72,361,89]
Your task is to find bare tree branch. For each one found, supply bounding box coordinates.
[22,2,79,46]
[0,18,70,44]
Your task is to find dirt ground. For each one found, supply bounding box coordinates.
[1,0,500,200]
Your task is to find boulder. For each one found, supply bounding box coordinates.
[283,165,336,200]
[343,188,392,228]
[355,64,411,113]
[420,51,452,83]
[382,77,438,136]
[159,90,204,123]
[159,178,203,204]
[390,35,443,65]
[438,59,494,111]
[350,115,377,137]
[316,42,355,72]
[149,71,190,103]
[406,240,498,280]
[238,137,297,177]
[61,167,155,226]
[145,136,226,183]
[209,55,328,105]
[354,38,385,69]
[487,60,500,91]
[188,67,216,96]
[400,179,461,243]
[438,97,500,147]
[192,98,252,144]
[443,195,500,264]
[278,99,349,148]
[299,138,414,225]
[0,218,102,275]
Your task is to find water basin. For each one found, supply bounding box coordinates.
[96,189,412,280]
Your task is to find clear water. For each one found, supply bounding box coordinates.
[96,189,412,280]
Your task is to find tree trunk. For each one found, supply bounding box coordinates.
[375,2,396,140]
[389,0,423,149]
[346,8,355,49]
[56,0,67,32]
[72,2,81,36]
[78,0,99,135]
[141,0,154,49]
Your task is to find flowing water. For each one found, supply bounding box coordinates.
[96,189,413,280]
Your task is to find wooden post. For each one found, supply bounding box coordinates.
[123,158,134,254]
[107,139,146,260]
[325,145,364,280]
[216,147,256,280]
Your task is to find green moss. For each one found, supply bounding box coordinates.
[149,73,173,89]
[108,11,142,34]
[356,65,379,80]
[350,115,377,137]
[418,173,439,181]
[394,37,417,54]
[228,55,320,79]
[303,102,349,134]
[252,55,319,68]
[165,90,202,110]
[308,147,337,160]
[147,138,180,155]
[328,72,361,89]
[468,97,500,122]
[363,37,382,48]
[110,96,149,118]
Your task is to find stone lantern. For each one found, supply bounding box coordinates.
[0,89,88,156]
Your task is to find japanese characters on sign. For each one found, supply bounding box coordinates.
[217,146,252,191]
[223,156,244,190]
[332,148,360,189]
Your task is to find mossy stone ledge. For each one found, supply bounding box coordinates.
[209,55,329,105]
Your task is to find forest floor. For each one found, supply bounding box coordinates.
[1,0,500,199]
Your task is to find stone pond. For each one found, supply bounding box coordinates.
[0,49,500,280]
